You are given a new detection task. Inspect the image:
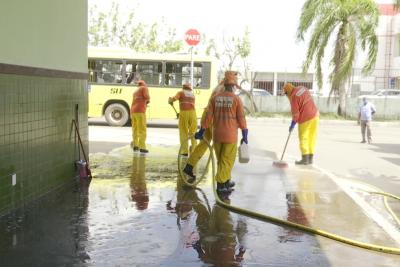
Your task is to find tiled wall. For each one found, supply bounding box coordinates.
[0,73,88,215]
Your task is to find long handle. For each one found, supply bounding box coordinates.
[72,119,89,164]
[75,104,80,160]
[280,131,292,161]
[170,103,179,118]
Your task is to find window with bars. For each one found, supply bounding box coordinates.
[253,81,274,94]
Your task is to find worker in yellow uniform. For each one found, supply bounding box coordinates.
[131,80,150,153]
[182,80,225,182]
[182,72,241,183]
[195,71,248,194]
[283,83,319,165]
[169,83,197,157]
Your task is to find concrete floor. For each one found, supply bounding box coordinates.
[1,118,399,266]
[84,118,400,266]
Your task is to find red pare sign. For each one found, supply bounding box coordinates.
[184,29,201,46]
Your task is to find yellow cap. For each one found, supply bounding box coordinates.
[283,83,295,96]
[182,83,192,90]
[224,71,238,85]
[136,80,146,86]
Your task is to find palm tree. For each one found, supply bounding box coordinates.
[297,0,379,115]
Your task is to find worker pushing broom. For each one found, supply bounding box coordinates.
[273,83,319,168]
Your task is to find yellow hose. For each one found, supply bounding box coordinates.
[366,191,400,227]
[336,177,400,227]
[177,137,400,255]
[177,138,212,187]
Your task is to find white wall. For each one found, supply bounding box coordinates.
[0,0,87,73]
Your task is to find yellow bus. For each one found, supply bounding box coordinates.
[88,47,217,126]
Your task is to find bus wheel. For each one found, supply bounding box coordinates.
[104,103,129,126]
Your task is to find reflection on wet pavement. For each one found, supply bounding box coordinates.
[1,144,400,266]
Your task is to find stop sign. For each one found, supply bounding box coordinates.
[184,29,201,46]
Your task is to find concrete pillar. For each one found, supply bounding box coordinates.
[273,72,278,96]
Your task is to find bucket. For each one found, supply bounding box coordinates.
[76,160,88,178]
[238,143,250,163]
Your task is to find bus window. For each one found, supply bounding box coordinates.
[199,62,211,88]
[127,61,162,86]
[125,61,138,84]
[165,61,211,88]
[88,59,123,84]
[165,62,188,87]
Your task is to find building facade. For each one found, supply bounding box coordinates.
[0,0,88,215]
[253,3,400,97]
[351,4,400,95]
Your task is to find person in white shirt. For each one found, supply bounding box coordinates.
[358,97,376,144]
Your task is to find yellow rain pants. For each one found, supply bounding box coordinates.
[187,127,212,166]
[213,142,237,184]
[179,110,197,154]
[298,116,319,155]
[131,112,147,149]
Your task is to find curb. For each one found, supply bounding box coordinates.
[247,117,400,127]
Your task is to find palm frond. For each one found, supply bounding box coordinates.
[297,0,379,103]
[314,22,337,88]
[362,34,378,74]
[302,11,338,74]
[330,24,356,91]
[297,0,330,41]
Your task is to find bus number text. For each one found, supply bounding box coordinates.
[110,88,122,94]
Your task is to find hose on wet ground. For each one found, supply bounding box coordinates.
[177,137,400,255]
[342,178,400,227]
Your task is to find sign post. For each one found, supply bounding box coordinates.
[184,29,201,87]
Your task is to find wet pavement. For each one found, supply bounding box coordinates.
[1,124,400,266]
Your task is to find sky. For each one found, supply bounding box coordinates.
[89,0,395,73]
[89,0,308,72]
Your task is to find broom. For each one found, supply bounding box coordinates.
[170,103,180,119]
[73,119,92,181]
[272,131,292,168]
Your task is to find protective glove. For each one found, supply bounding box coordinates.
[168,97,173,105]
[195,128,205,140]
[289,120,297,132]
[240,129,248,144]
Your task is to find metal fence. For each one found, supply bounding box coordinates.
[241,95,400,120]
[252,71,314,95]
[349,68,400,96]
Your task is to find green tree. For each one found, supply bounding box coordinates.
[88,2,183,53]
[205,28,258,113]
[206,28,251,72]
[297,0,379,115]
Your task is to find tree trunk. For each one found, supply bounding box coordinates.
[331,23,348,116]
[338,86,346,116]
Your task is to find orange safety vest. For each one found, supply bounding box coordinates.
[131,86,150,113]
[173,89,195,111]
[289,86,319,123]
[202,91,247,143]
